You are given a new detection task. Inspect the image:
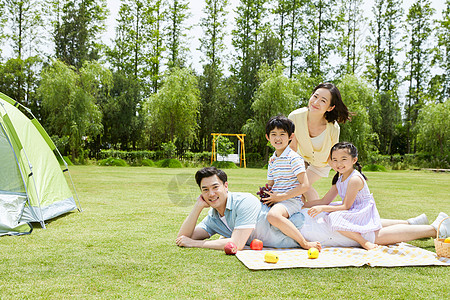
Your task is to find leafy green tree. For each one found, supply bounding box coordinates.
[416,101,450,159]
[403,0,435,153]
[430,0,450,103]
[3,0,43,59]
[336,0,365,75]
[2,0,43,105]
[165,0,190,69]
[243,61,301,156]
[0,1,7,58]
[216,136,234,160]
[232,0,270,129]
[52,0,108,69]
[365,0,403,154]
[337,75,377,161]
[197,0,229,151]
[101,71,142,150]
[145,0,164,93]
[38,59,112,159]
[0,56,42,112]
[106,1,166,150]
[272,0,302,77]
[301,0,338,78]
[144,67,200,150]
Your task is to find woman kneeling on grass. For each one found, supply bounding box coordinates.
[303,142,449,249]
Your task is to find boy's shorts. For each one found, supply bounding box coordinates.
[248,205,305,248]
[275,198,303,217]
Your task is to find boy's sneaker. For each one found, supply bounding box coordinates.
[431,212,450,238]
[407,213,429,225]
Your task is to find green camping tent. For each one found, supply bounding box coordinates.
[0,92,81,236]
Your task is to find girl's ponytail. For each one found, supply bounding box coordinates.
[355,161,367,181]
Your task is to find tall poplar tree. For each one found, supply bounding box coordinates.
[145,0,164,93]
[404,0,434,153]
[301,0,338,78]
[336,0,365,76]
[273,0,303,77]
[52,0,108,69]
[1,0,42,105]
[198,0,229,150]
[0,1,7,58]
[105,0,163,149]
[165,0,190,69]
[430,0,450,103]
[365,0,403,154]
[232,0,269,130]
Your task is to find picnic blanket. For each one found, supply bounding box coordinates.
[236,242,450,270]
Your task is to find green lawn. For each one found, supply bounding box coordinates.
[0,166,449,299]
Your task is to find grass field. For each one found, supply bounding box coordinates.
[0,166,449,299]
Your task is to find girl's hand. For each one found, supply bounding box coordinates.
[308,206,324,218]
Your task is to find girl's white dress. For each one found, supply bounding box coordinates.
[325,170,382,233]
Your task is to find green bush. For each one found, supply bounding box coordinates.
[98,157,129,166]
[156,159,183,168]
[140,159,156,167]
[362,164,387,172]
[98,150,163,163]
[182,151,212,162]
[212,161,238,169]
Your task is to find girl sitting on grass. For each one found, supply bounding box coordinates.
[306,142,381,250]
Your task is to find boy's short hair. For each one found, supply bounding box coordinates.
[195,167,228,187]
[265,115,295,136]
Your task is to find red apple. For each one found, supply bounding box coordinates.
[224,242,238,255]
[250,239,263,250]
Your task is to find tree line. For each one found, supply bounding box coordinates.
[0,0,448,167]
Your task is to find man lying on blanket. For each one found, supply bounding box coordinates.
[176,167,449,251]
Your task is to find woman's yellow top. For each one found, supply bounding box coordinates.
[288,107,340,168]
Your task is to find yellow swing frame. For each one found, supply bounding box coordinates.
[210,133,246,168]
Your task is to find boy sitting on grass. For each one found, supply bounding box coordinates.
[262,115,321,250]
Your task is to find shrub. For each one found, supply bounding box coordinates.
[156,159,183,168]
[182,151,212,162]
[140,159,156,167]
[212,161,238,169]
[98,157,128,166]
[98,150,161,163]
[362,164,387,172]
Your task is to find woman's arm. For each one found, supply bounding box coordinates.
[307,176,363,217]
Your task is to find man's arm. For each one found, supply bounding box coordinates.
[176,228,253,251]
[177,195,210,239]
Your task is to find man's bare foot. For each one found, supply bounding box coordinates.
[362,241,379,250]
[302,241,322,251]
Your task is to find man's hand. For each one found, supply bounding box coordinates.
[196,194,210,209]
[176,235,199,248]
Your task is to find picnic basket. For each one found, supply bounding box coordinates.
[434,216,450,258]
